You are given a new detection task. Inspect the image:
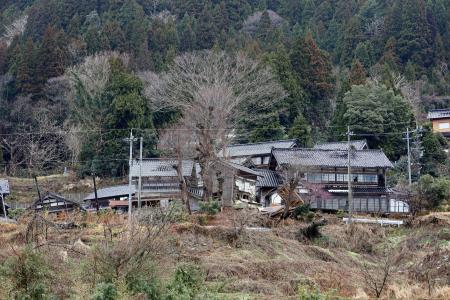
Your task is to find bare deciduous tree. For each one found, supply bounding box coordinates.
[22,111,66,174]
[66,52,129,129]
[2,15,28,46]
[158,122,196,213]
[279,164,305,219]
[143,51,286,200]
[361,247,402,298]
[365,17,385,37]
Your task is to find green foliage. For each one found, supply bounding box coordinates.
[249,118,285,143]
[420,125,448,177]
[289,114,312,147]
[290,32,334,126]
[0,246,54,299]
[293,204,311,219]
[126,274,161,300]
[91,282,118,300]
[75,56,156,177]
[165,264,204,300]
[1,0,450,175]
[199,200,220,216]
[167,200,189,223]
[416,174,450,209]
[334,82,414,159]
[336,209,345,218]
[7,208,25,219]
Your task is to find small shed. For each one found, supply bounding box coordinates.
[84,185,135,210]
[31,192,85,214]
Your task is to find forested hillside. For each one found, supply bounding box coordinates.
[1,0,449,177]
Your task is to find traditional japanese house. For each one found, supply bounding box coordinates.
[130,158,261,207]
[218,140,297,168]
[210,160,260,206]
[269,148,394,213]
[30,192,85,214]
[130,159,198,207]
[84,185,135,211]
[427,109,450,140]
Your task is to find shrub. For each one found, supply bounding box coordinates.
[293,204,311,219]
[199,200,220,216]
[336,209,345,218]
[305,211,315,222]
[126,273,161,300]
[167,200,189,223]
[165,264,204,300]
[7,208,25,219]
[91,282,118,300]
[197,214,208,226]
[0,246,53,299]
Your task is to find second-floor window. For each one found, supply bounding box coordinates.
[307,173,378,184]
[439,122,450,129]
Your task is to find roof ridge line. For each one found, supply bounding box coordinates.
[272,148,382,152]
[226,139,296,147]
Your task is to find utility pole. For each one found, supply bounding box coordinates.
[138,137,143,209]
[406,127,412,185]
[124,130,137,219]
[347,125,353,225]
[0,190,6,219]
[92,173,99,213]
[34,176,42,204]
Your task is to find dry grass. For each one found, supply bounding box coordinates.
[1,209,449,299]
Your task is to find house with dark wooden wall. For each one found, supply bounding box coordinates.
[31,192,85,214]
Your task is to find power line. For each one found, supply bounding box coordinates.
[0,120,417,137]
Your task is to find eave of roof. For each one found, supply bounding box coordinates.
[427,109,450,120]
[84,185,135,201]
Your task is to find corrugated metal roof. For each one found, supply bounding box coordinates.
[84,185,135,201]
[219,140,296,157]
[314,140,367,150]
[427,109,450,119]
[0,179,10,194]
[130,159,194,177]
[255,169,283,188]
[272,148,393,169]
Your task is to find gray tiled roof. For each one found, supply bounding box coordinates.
[255,169,283,188]
[427,109,450,119]
[85,185,135,201]
[219,140,296,158]
[130,159,194,177]
[220,160,261,176]
[314,140,367,151]
[0,179,9,194]
[272,148,393,169]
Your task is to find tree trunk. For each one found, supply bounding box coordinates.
[175,153,191,215]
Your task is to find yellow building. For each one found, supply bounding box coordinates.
[427,109,450,139]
